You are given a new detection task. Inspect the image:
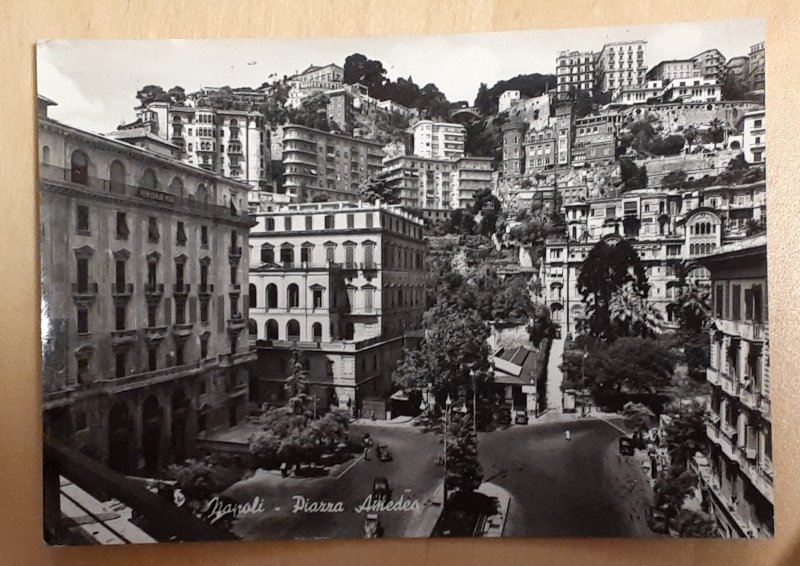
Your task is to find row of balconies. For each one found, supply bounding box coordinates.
[707,421,774,503]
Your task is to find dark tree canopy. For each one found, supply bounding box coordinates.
[359,170,399,205]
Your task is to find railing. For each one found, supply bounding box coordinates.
[39,164,251,220]
[229,245,242,257]
[110,329,137,344]
[71,282,98,296]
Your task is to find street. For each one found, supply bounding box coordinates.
[224,415,655,540]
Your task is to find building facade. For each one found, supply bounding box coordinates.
[247,202,426,415]
[411,120,466,160]
[281,124,384,202]
[646,60,701,82]
[450,156,494,209]
[692,49,727,82]
[383,155,456,209]
[571,113,621,166]
[501,121,527,178]
[739,110,766,165]
[553,93,575,167]
[697,235,773,538]
[595,40,648,93]
[748,42,766,94]
[556,50,596,94]
[498,90,522,113]
[726,56,751,83]
[40,105,256,476]
[611,80,666,106]
[661,77,722,104]
[523,125,557,174]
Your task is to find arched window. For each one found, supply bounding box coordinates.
[344,322,355,340]
[70,150,89,184]
[287,284,299,308]
[267,284,278,309]
[142,168,158,190]
[287,320,300,341]
[247,318,257,336]
[312,322,322,342]
[248,283,257,308]
[266,319,278,340]
[169,176,184,197]
[110,160,126,194]
[196,183,209,203]
[41,145,50,165]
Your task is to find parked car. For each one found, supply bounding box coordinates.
[372,477,391,502]
[514,410,529,425]
[646,506,669,534]
[363,513,382,538]
[618,436,635,456]
[377,445,393,462]
[496,407,512,426]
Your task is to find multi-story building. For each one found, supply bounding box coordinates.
[39,99,256,475]
[553,93,575,167]
[498,90,522,113]
[556,50,596,94]
[595,40,647,93]
[571,113,621,166]
[501,121,527,178]
[611,80,666,106]
[646,59,701,82]
[748,42,766,94]
[115,102,272,192]
[523,125,556,174]
[383,155,456,209]
[696,235,772,538]
[411,120,466,160]
[539,179,766,334]
[739,110,766,165]
[377,99,414,119]
[281,124,384,202]
[692,49,727,82]
[287,64,345,109]
[325,89,356,132]
[247,202,426,416]
[726,56,751,83]
[661,77,722,104]
[450,156,494,209]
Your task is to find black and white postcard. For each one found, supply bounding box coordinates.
[38,18,771,544]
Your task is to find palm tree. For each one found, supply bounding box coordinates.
[609,285,664,339]
[683,125,697,153]
[708,118,725,149]
[666,260,710,333]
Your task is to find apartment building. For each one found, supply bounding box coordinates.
[692,49,727,82]
[247,202,426,416]
[739,110,766,165]
[661,77,722,104]
[411,120,466,160]
[595,40,647,93]
[611,80,666,106]
[287,63,345,109]
[646,59,701,82]
[748,42,765,94]
[501,121,527,178]
[539,180,766,335]
[697,235,773,538]
[553,93,575,167]
[39,101,256,475]
[383,155,457,209]
[450,156,494,209]
[281,124,384,202]
[523,125,556,174]
[556,50,597,94]
[115,102,272,192]
[571,113,621,166]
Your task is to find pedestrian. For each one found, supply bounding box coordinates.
[565,429,571,441]
[363,446,370,461]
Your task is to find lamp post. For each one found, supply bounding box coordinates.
[443,394,452,507]
[580,351,588,417]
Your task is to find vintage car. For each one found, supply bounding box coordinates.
[514,410,529,425]
[646,506,669,534]
[618,436,636,456]
[377,445,393,462]
[372,477,391,502]
[364,513,382,538]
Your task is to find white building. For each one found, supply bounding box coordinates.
[661,77,722,104]
[611,80,666,106]
[411,120,466,160]
[739,110,766,164]
[556,50,596,94]
[498,90,522,113]
[595,40,648,93]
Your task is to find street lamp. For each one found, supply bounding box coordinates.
[580,351,589,417]
[443,395,452,507]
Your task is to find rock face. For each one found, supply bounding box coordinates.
[613,101,763,133]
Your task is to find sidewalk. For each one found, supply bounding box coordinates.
[403,481,444,537]
[351,415,418,428]
[475,482,511,537]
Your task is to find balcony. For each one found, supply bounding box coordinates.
[144,325,168,341]
[227,315,246,332]
[707,366,721,386]
[110,328,137,345]
[144,283,165,297]
[229,245,242,258]
[361,261,378,271]
[173,283,191,296]
[91,358,210,395]
[173,322,194,337]
[228,283,242,294]
[218,350,257,368]
[199,283,215,295]
[71,282,98,299]
[717,319,765,342]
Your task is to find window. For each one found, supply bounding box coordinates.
[115,212,128,240]
[284,217,292,231]
[305,216,313,230]
[312,322,322,342]
[201,225,208,247]
[732,284,742,321]
[344,322,355,340]
[115,305,126,331]
[347,287,355,309]
[70,151,88,184]
[148,345,158,372]
[77,358,89,383]
[301,245,312,264]
[347,214,355,229]
[366,213,374,228]
[313,289,323,309]
[175,298,186,324]
[76,257,89,293]
[265,218,275,231]
[287,320,300,341]
[142,169,158,190]
[266,319,278,340]
[364,244,375,268]
[76,205,90,233]
[753,151,763,163]
[345,245,355,268]
[326,245,335,263]
[199,301,209,323]
[280,245,294,265]
[267,284,278,308]
[324,215,334,229]
[176,222,187,246]
[287,284,300,308]
[148,217,160,242]
[115,352,126,379]
[364,288,374,313]
[77,306,89,334]
[261,245,274,264]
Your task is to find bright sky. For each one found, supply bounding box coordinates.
[38,18,763,134]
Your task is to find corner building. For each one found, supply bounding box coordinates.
[248,202,426,417]
[39,103,256,475]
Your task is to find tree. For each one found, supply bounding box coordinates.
[528,303,557,347]
[167,86,187,106]
[663,401,707,469]
[446,412,483,493]
[661,169,687,190]
[707,118,725,148]
[683,126,698,152]
[359,169,399,205]
[470,188,501,236]
[589,337,677,395]
[653,465,698,520]
[173,459,224,502]
[720,70,749,101]
[136,84,171,107]
[474,82,491,115]
[343,53,387,97]
[416,83,452,120]
[619,158,648,191]
[673,509,717,538]
[285,346,310,415]
[666,260,710,334]
[577,239,649,339]
[621,402,656,432]
[609,284,664,339]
